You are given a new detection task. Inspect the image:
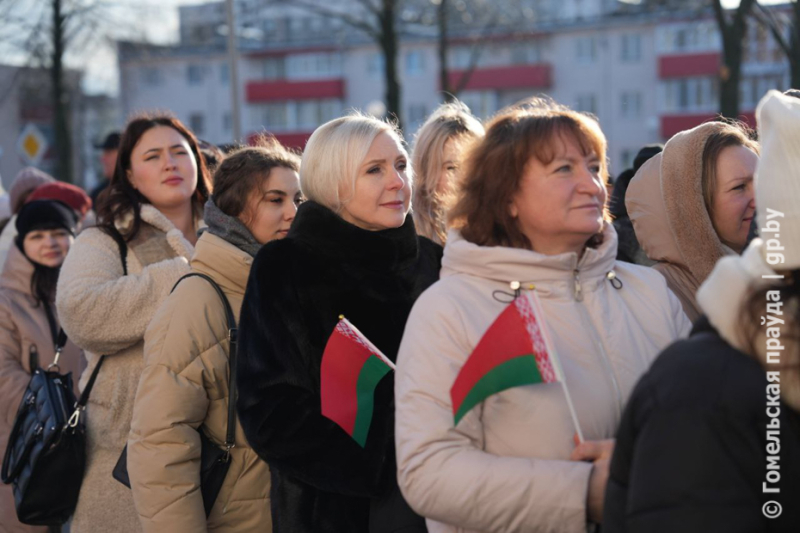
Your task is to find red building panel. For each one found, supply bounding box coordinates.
[658,53,721,78]
[660,111,755,139]
[446,64,552,91]
[248,131,313,151]
[246,79,345,102]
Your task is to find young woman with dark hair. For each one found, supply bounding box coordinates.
[0,200,84,533]
[127,138,301,532]
[394,101,690,532]
[56,113,211,532]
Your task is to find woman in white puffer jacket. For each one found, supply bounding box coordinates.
[395,101,691,533]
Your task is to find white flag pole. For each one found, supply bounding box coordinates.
[526,292,585,443]
[340,316,396,371]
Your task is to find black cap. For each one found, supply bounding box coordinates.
[15,200,78,245]
[94,132,121,151]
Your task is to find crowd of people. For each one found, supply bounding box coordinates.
[0,89,797,533]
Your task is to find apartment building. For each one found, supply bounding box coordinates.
[117,0,791,176]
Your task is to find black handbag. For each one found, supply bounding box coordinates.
[1,331,106,525]
[112,272,239,517]
[0,228,127,526]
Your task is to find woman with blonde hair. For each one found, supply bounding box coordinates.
[236,114,441,532]
[411,101,484,244]
[395,101,690,532]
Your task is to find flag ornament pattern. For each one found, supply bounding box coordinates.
[450,292,559,425]
[320,318,394,447]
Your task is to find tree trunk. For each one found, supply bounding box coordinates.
[719,32,743,119]
[438,0,455,102]
[380,0,402,128]
[792,1,800,89]
[51,0,72,183]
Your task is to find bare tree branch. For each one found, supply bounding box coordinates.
[291,0,380,39]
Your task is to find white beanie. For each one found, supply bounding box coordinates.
[755,90,800,270]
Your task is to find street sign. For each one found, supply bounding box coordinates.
[17,123,48,165]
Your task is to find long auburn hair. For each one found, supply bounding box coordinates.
[97,114,212,241]
[449,100,610,250]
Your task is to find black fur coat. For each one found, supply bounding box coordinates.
[237,201,442,533]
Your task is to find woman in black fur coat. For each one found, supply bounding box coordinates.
[236,115,441,533]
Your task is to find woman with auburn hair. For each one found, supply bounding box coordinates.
[128,138,301,532]
[236,114,441,533]
[395,101,690,532]
[56,114,211,532]
[626,121,759,322]
[411,101,484,244]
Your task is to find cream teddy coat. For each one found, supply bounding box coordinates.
[55,204,195,532]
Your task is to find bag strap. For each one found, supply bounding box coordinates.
[65,227,128,428]
[171,273,238,459]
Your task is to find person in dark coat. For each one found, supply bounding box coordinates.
[604,90,800,532]
[610,144,661,264]
[90,131,120,210]
[236,115,441,533]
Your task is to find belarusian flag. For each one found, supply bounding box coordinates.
[450,291,576,429]
[321,317,395,448]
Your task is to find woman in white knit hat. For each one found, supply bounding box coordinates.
[604,89,800,532]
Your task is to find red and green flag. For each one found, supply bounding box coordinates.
[450,291,581,438]
[321,317,395,448]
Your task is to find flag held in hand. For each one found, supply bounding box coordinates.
[321,317,394,448]
[450,291,561,426]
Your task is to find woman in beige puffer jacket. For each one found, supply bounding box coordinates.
[395,103,691,533]
[56,115,211,532]
[625,121,759,322]
[127,141,302,532]
[0,201,84,533]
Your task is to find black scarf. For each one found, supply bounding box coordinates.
[202,198,262,258]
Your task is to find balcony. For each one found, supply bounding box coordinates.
[659,53,721,79]
[660,111,755,139]
[246,79,345,103]
[445,64,552,91]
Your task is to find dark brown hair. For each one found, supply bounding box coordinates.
[449,101,610,250]
[97,114,212,241]
[212,135,301,221]
[701,121,759,214]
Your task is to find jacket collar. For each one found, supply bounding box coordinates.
[288,200,420,273]
[0,244,34,296]
[442,222,618,299]
[698,239,800,411]
[191,232,252,296]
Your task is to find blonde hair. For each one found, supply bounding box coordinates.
[411,101,484,244]
[301,113,407,213]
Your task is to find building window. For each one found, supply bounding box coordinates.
[368,53,385,77]
[220,64,230,85]
[576,37,597,65]
[661,77,718,112]
[262,103,288,130]
[405,50,425,76]
[621,34,642,62]
[408,104,428,127]
[142,67,162,87]
[576,94,597,115]
[286,52,342,80]
[223,112,232,133]
[449,46,473,70]
[261,57,284,80]
[511,42,542,64]
[620,92,642,118]
[460,90,498,119]
[189,113,205,136]
[187,64,204,85]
